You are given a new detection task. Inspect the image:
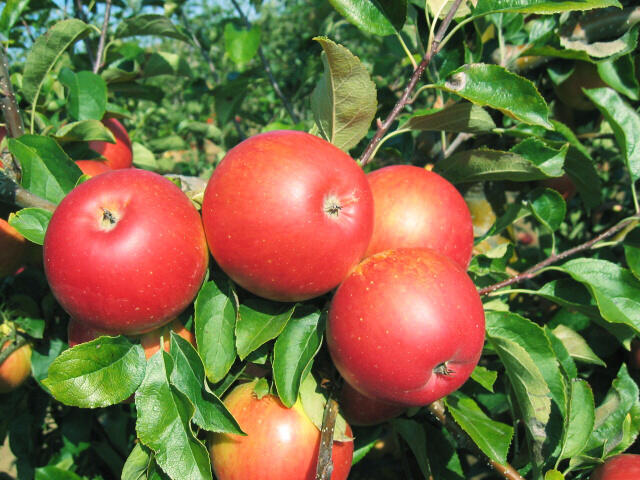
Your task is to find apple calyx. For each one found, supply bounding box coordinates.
[100,208,119,230]
[434,362,455,376]
[323,194,344,218]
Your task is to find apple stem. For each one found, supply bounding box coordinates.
[428,400,526,480]
[434,362,455,376]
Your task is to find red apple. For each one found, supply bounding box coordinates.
[365,165,473,269]
[327,248,485,407]
[89,118,133,170]
[43,169,209,335]
[140,319,196,359]
[541,174,576,201]
[591,454,640,480]
[75,160,112,178]
[209,382,353,480]
[0,218,27,277]
[0,340,32,393]
[339,382,404,426]
[67,317,108,347]
[201,130,373,302]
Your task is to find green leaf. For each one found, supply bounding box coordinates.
[135,351,212,480]
[403,103,496,133]
[58,69,108,121]
[427,0,472,19]
[327,0,395,36]
[373,0,407,30]
[168,333,243,434]
[528,188,566,233]
[597,55,640,101]
[551,325,606,367]
[43,336,146,408]
[438,64,551,129]
[544,470,564,480]
[194,279,237,383]
[8,208,52,245]
[546,326,577,381]
[445,391,514,465]
[560,27,638,59]
[224,23,260,65]
[556,258,640,334]
[34,467,84,480]
[624,229,640,280]
[0,0,30,37]
[563,147,602,209]
[13,316,45,339]
[299,373,351,441]
[115,14,190,42]
[8,135,82,204]
[470,365,498,392]
[392,418,431,479]
[235,299,294,360]
[132,142,158,171]
[22,19,91,105]
[584,87,640,182]
[473,0,621,15]
[143,51,192,78]
[352,425,384,465]
[53,119,116,143]
[435,148,563,184]
[511,138,567,178]
[559,379,595,460]
[311,36,377,152]
[122,444,152,480]
[273,308,324,408]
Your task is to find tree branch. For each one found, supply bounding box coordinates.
[229,0,300,124]
[359,0,464,167]
[315,392,339,480]
[428,401,525,480]
[0,173,56,212]
[74,0,96,67]
[0,44,24,181]
[93,0,112,74]
[478,215,640,296]
[180,10,219,82]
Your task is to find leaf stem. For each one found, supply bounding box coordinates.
[359,0,464,166]
[395,31,417,70]
[478,214,640,296]
[93,0,112,74]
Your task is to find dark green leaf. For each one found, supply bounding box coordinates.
[470,365,498,392]
[311,37,377,152]
[559,379,595,461]
[528,188,566,233]
[403,103,496,133]
[58,69,108,121]
[224,23,260,64]
[115,14,190,42]
[14,317,45,339]
[273,308,324,407]
[122,444,152,480]
[473,0,621,15]
[551,325,605,367]
[235,299,294,360]
[8,208,52,245]
[53,120,116,142]
[0,0,30,37]
[392,418,431,479]
[143,52,192,78]
[34,467,83,480]
[43,336,146,408]
[597,55,640,101]
[327,0,395,36]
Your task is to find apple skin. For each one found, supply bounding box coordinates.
[140,319,196,359]
[43,169,209,335]
[67,317,108,347]
[555,61,606,111]
[0,218,27,277]
[88,118,133,170]
[327,248,485,407]
[339,382,404,426]
[590,454,640,480]
[209,382,353,480]
[0,341,32,393]
[201,130,374,302]
[365,165,473,269]
[75,160,112,178]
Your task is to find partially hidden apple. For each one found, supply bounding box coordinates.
[139,319,196,359]
[0,218,27,277]
[0,340,32,393]
[67,317,108,347]
[209,382,353,480]
[327,248,485,407]
[339,382,404,426]
[554,61,606,111]
[89,118,133,170]
[365,165,473,269]
[201,130,373,302]
[590,454,640,480]
[44,169,209,335]
[75,160,112,178]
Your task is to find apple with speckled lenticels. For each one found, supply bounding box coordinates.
[44,169,209,335]
[327,248,485,407]
[201,130,373,302]
[89,118,133,170]
[591,454,640,480]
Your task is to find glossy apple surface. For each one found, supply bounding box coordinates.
[209,382,353,480]
[591,454,640,480]
[76,160,112,177]
[0,341,32,393]
[0,218,27,277]
[202,130,373,302]
[339,382,404,426]
[365,165,473,269]
[89,118,133,170]
[327,248,485,407]
[44,169,209,335]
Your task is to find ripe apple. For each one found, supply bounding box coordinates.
[327,248,485,407]
[139,319,196,359]
[541,174,577,201]
[67,317,108,347]
[209,382,353,480]
[0,218,27,277]
[0,340,32,393]
[554,61,606,111]
[43,169,209,335]
[339,382,404,426]
[590,454,640,480]
[365,165,473,269]
[89,118,133,170]
[75,160,112,178]
[201,130,373,302]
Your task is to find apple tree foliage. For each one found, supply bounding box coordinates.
[1,0,640,479]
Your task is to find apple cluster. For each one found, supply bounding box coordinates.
[41,129,484,480]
